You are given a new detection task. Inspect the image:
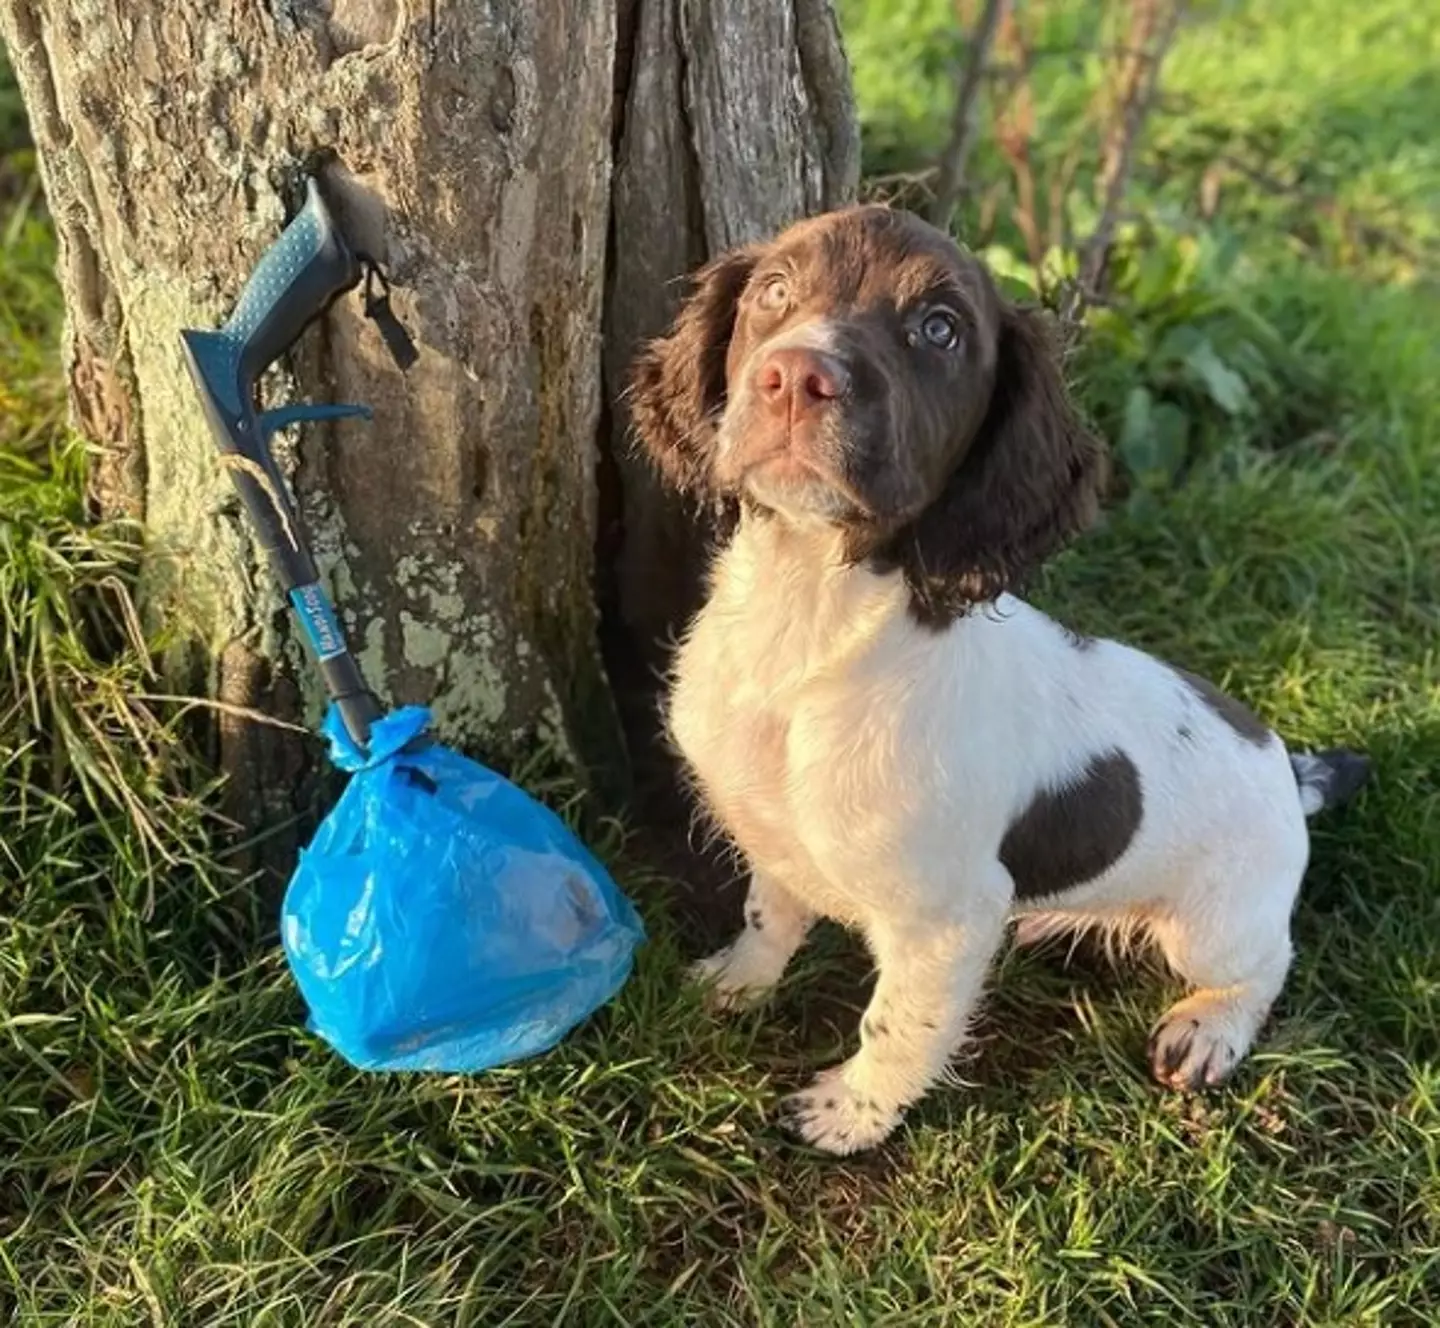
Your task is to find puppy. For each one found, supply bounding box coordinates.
[628,205,1369,1155]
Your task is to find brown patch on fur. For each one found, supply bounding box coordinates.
[1171,666,1272,747]
[1000,750,1143,901]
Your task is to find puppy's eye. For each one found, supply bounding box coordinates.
[920,309,961,350]
[757,277,791,312]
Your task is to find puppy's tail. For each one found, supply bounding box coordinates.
[1291,748,1372,817]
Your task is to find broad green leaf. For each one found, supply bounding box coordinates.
[1150,402,1192,478]
[1185,340,1253,415]
[1117,386,1157,478]
[1155,323,1207,368]
[1131,246,1180,308]
[1118,387,1190,486]
[979,245,1037,296]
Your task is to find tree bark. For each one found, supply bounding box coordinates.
[0,0,856,852]
[603,0,858,658]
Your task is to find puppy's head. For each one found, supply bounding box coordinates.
[629,205,1107,621]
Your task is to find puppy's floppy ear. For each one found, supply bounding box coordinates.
[627,247,759,498]
[882,301,1108,625]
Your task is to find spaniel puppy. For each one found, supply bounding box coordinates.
[629,205,1369,1155]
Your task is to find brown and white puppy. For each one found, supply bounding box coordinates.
[630,205,1368,1155]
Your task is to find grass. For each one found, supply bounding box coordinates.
[3,4,1439,1322]
[0,151,64,457]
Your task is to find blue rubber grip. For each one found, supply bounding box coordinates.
[229,195,327,346]
[187,178,360,421]
[179,177,363,586]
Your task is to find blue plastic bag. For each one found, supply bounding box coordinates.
[281,705,645,1073]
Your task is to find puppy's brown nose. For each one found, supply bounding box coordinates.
[755,348,849,415]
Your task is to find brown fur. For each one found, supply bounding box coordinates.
[999,749,1144,900]
[627,247,758,500]
[1169,665,1273,747]
[627,206,1109,626]
[867,301,1109,626]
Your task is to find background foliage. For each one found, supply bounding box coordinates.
[2,3,1438,1321]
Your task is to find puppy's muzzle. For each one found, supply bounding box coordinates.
[753,347,851,422]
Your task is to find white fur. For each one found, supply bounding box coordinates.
[671,514,1313,1154]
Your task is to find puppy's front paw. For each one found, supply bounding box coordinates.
[687,943,782,1012]
[780,1065,902,1156]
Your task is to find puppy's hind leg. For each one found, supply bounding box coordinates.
[1146,862,1302,1091]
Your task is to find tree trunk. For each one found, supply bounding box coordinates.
[604,0,858,658]
[0,0,856,849]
